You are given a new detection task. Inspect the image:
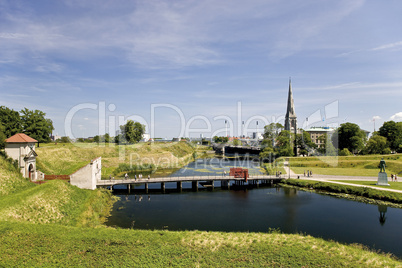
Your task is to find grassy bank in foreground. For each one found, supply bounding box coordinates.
[285,154,402,177]
[334,180,402,191]
[36,142,197,178]
[0,222,400,267]
[282,179,402,206]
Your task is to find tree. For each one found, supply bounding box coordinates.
[232,139,241,146]
[120,120,145,144]
[364,134,389,154]
[104,133,110,143]
[331,122,366,154]
[213,136,229,143]
[93,135,100,143]
[57,136,71,143]
[0,122,6,149]
[263,123,283,147]
[296,130,316,156]
[0,106,22,137]
[20,108,54,143]
[378,121,402,152]
[275,130,294,157]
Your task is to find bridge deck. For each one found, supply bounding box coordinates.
[96,175,282,187]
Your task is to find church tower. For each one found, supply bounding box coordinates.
[284,78,298,155]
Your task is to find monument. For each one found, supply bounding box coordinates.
[376,158,390,186]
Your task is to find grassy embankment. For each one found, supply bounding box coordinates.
[1,221,401,267]
[286,154,402,177]
[36,142,203,178]
[1,151,402,265]
[282,179,402,208]
[0,155,115,227]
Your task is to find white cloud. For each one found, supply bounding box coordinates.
[371,41,402,51]
[390,112,402,121]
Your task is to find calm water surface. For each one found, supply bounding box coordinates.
[106,159,402,258]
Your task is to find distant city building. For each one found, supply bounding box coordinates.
[5,133,38,180]
[252,132,263,140]
[304,127,335,148]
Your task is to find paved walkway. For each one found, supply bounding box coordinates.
[283,161,402,194]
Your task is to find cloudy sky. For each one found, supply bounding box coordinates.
[1,0,401,139]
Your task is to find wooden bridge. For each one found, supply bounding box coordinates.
[96,174,283,193]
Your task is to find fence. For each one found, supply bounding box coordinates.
[44,175,70,180]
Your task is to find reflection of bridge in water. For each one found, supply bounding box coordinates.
[96,175,282,193]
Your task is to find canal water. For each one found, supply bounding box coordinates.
[106,158,402,258]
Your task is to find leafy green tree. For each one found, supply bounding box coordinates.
[378,121,402,152]
[57,136,71,143]
[213,136,229,143]
[263,123,283,148]
[93,135,100,143]
[364,134,388,154]
[120,120,145,144]
[232,139,241,146]
[276,130,294,157]
[20,108,54,143]
[0,122,6,149]
[0,106,22,137]
[331,122,366,154]
[104,133,110,143]
[296,130,316,156]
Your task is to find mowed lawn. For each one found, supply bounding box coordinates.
[287,154,402,177]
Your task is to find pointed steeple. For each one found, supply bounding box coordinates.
[285,77,297,132]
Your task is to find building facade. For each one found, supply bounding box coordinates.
[304,127,335,148]
[5,133,38,180]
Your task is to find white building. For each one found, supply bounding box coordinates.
[5,133,38,180]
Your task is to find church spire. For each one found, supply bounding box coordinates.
[285,77,297,132]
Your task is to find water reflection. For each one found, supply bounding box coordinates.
[378,205,388,225]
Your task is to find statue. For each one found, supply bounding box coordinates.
[379,158,386,173]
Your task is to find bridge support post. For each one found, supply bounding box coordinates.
[127,184,131,193]
[211,180,214,190]
[192,181,198,191]
[145,183,148,194]
[221,180,230,190]
[161,182,165,193]
[177,181,182,192]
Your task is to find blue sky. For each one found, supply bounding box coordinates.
[1,0,402,139]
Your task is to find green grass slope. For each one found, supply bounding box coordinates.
[0,154,116,227]
[0,222,400,267]
[0,180,115,226]
[287,154,402,176]
[36,142,196,177]
[0,154,35,197]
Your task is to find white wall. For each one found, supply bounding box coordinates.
[70,157,101,190]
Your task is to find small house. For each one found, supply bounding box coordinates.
[5,133,38,180]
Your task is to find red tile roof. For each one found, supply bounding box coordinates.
[5,133,38,143]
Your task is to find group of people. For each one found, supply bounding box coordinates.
[123,173,150,180]
[390,174,398,182]
[304,170,313,177]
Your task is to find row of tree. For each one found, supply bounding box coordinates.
[0,106,54,148]
[61,120,146,144]
[259,120,402,159]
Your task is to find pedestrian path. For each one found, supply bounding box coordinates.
[282,161,402,194]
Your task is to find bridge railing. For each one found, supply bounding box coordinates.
[97,173,283,185]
